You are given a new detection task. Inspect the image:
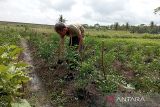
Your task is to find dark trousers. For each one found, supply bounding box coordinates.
[69,36,79,46]
[69,36,84,51]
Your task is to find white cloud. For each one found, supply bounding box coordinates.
[0,0,160,25]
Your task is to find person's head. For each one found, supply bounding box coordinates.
[54,22,68,38]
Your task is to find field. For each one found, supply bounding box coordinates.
[0,22,160,107]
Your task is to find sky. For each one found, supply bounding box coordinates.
[0,0,160,25]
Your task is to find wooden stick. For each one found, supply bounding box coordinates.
[101,41,106,80]
[21,81,25,98]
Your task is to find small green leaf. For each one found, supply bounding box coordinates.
[0,65,8,72]
[15,62,28,68]
[11,99,31,107]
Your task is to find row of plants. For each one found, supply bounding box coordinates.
[81,37,160,93]
[28,31,160,94]
[0,29,30,107]
[25,28,160,107]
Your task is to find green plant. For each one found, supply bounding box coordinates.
[65,46,81,71]
[0,45,30,107]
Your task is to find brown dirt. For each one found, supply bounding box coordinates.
[27,40,87,107]
[20,38,52,107]
[113,60,135,80]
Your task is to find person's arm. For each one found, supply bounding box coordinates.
[58,38,65,60]
[78,31,83,51]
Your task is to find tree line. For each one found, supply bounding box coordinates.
[82,21,160,34]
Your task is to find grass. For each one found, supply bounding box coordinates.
[87,29,160,39]
[94,38,160,45]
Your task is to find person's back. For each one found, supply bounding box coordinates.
[54,22,84,51]
[70,24,85,37]
[66,24,85,46]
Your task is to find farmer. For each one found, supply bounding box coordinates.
[54,22,85,51]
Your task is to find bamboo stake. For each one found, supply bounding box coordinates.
[101,41,106,80]
[21,81,25,98]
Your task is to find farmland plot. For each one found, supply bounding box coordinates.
[0,25,160,107]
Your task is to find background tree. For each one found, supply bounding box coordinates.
[94,23,100,30]
[82,24,89,28]
[150,21,154,29]
[126,22,129,30]
[58,15,67,23]
[154,7,160,14]
[114,22,119,30]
